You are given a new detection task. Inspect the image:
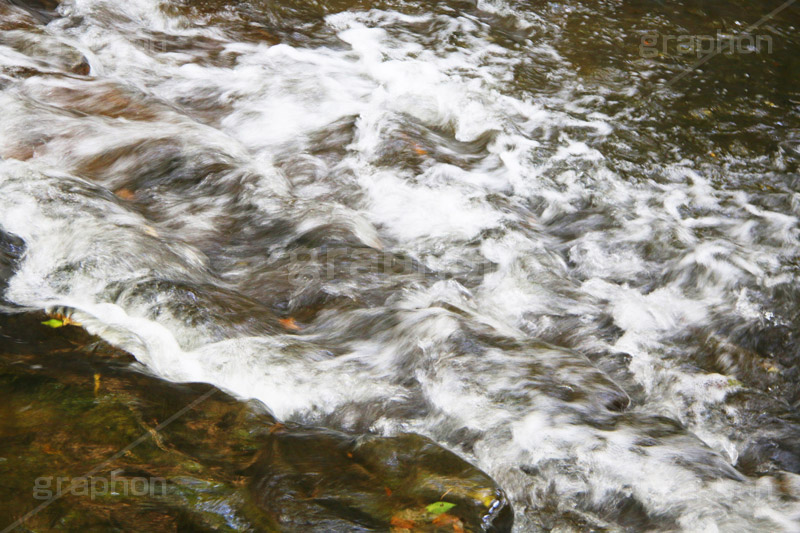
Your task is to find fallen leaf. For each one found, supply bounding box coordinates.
[433,513,464,532]
[43,313,82,328]
[413,143,428,156]
[390,516,415,529]
[115,188,135,200]
[468,488,496,508]
[94,373,101,396]
[426,502,456,516]
[57,313,81,327]
[279,317,301,331]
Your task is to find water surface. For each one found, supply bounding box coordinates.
[1,0,800,530]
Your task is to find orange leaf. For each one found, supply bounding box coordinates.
[413,144,428,155]
[115,188,135,200]
[390,516,415,528]
[50,313,81,327]
[433,514,464,532]
[59,314,81,327]
[279,317,301,330]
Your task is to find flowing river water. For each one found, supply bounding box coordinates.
[0,0,799,530]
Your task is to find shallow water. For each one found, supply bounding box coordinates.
[1,0,799,530]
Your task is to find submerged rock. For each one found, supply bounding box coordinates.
[0,230,23,301]
[0,311,512,532]
[249,428,513,532]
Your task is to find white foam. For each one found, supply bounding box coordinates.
[1,1,800,530]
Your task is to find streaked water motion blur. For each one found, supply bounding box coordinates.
[1,0,799,530]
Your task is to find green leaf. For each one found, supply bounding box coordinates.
[425,502,456,516]
[41,319,64,328]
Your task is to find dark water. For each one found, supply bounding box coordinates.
[0,0,799,530]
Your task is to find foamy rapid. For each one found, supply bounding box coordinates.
[1,0,799,530]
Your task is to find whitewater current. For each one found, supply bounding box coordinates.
[1,0,800,530]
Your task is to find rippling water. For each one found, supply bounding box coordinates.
[1,0,800,530]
